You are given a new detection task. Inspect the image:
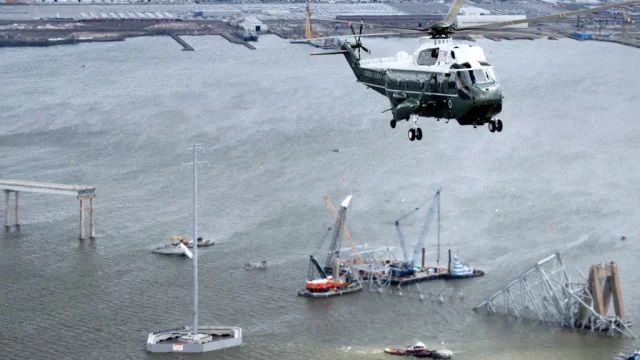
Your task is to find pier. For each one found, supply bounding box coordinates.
[220,32,256,50]
[170,34,194,51]
[0,180,96,240]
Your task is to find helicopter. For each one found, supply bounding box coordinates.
[296,0,640,141]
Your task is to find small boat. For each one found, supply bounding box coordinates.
[384,342,452,359]
[384,342,432,357]
[151,235,214,256]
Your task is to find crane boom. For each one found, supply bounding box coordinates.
[394,221,410,263]
[308,255,327,280]
[324,202,346,269]
[411,189,441,265]
[324,195,363,264]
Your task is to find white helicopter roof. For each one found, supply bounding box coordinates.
[359,36,490,73]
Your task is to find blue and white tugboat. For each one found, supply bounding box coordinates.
[443,249,484,280]
[615,349,640,360]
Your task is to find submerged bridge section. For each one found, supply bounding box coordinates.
[474,252,635,338]
[1,180,96,240]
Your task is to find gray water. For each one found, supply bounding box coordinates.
[1,35,639,359]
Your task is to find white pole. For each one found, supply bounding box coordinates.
[192,145,199,336]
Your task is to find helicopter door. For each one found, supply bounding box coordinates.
[452,70,473,100]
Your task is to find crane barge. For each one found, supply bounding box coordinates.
[298,195,363,299]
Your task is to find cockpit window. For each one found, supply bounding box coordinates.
[454,68,498,86]
[416,48,438,66]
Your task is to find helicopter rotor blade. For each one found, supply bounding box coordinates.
[310,50,349,56]
[457,0,640,30]
[288,32,400,43]
[444,0,467,24]
[349,21,356,36]
[309,17,426,32]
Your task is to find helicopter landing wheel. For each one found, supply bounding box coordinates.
[390,119,397,129]
[488,120,496,133]
[408,128,416,141]
[415,128,423,141]
[496,119,503,132]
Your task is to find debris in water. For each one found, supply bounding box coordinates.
[332,148,340,153]
[621,236,627,241]
[243,260,267,270]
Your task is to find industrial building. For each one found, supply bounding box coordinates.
[456,6,528,29]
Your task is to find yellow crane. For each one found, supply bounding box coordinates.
[305,0,315,39]
[323,195,363,265]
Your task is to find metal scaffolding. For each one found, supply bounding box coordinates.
[474,253,636,338]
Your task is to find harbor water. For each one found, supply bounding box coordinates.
[1,35,639,359]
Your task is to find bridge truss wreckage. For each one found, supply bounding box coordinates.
[474,252,636,338]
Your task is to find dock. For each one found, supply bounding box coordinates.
[169,34,194,51]
[1,179,96,239]
[220,32,256,50]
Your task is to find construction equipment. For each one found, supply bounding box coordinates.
[392,188,442,276]
[304,0,314,39]
[323,195,363,265]
[308,255,328,282]
[305,255,347,292]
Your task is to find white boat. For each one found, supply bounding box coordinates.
[151,235,214,256]
[444,250,484,279]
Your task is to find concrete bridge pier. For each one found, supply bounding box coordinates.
[4,190,19,229]
[78,194,96,240]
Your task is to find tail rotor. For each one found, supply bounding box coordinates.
[349,19,371,59]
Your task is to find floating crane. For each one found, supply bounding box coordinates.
[393,189,441,276]
[324,195,363,266]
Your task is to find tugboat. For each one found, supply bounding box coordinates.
[443,249,484,279]
[615,349,640,360]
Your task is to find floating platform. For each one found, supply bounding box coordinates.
[146,325,242,353]
[389,268,449,286]
[298,283,363,298]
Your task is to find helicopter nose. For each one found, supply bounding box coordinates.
[471,83,502,105]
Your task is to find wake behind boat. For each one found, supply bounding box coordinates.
[151,235,214,256]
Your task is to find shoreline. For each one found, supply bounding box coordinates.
[1,19,639,50]
[0,19,258,49]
